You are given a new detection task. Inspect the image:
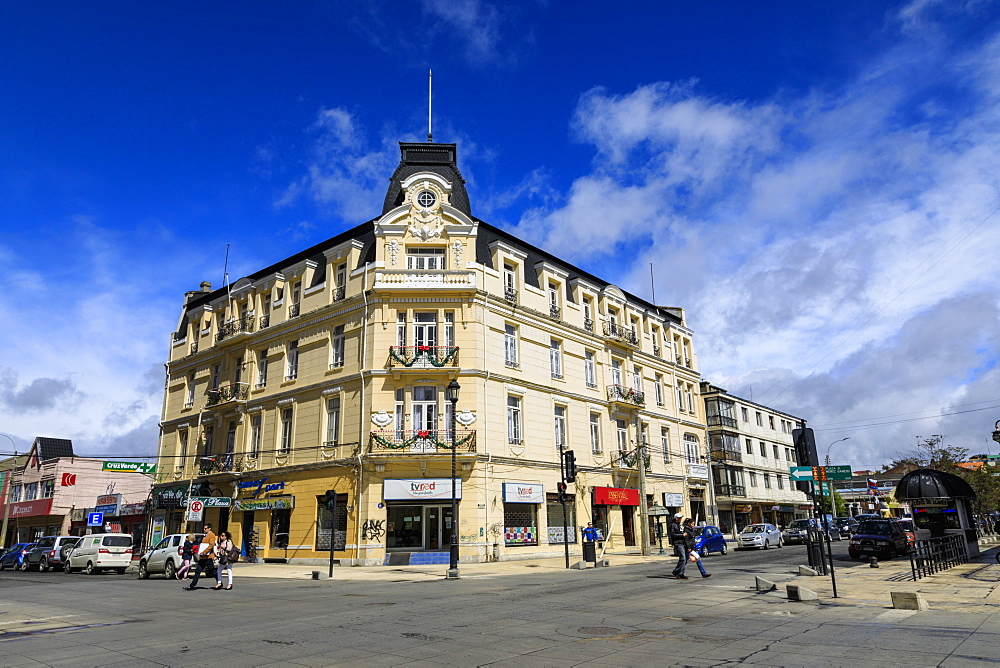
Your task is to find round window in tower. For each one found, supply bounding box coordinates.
[415,190,437,209]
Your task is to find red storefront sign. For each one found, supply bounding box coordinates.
[594,487,640,506]
[8,499,53,518]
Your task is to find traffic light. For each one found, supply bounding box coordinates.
[323,489,337,511]
[557,481,567,504]
[562,450,577,483]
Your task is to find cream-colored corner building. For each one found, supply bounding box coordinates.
[153,142,710,566]
[700,382,812,537]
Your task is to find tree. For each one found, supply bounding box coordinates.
[890,435,970,474]
[815,488,847,517]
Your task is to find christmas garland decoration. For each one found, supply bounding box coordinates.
[371,430,475,451]
[388,345,459,368]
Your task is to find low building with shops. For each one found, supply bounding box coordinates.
[153,139,711,566]
[701,382,812,536]
[1,438,153,549]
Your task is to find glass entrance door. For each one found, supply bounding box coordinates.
[424,505,454,551]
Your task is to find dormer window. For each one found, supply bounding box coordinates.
[415,190,437,209]
[407,247,445,270]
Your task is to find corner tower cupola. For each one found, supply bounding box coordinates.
[382,142,471,217]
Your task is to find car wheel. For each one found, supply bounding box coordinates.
[699,546,709,557]
[39,558,49,572]
[763,540,770,550]
[139,561,150,579]
[64,561,73,573]
[777,537,783,548]
[116,568,126,575]
[720,543,728,555]
[85,561,99,575]
[0,560,6,571]
[164,560,176,580]
[19,560,30,572]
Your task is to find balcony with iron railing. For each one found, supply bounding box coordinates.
[206,382,250,407]
[504,286,517,304]
[604,322,639,346]
[368,430,477,454]
[373,270,477,291]
[289,303,300,318]
[259,314,270,329]
[653,344,661,357]
[549,304,561,319]
[216,315,256,343]
[583,317,594,333]
[714,483,747,498]
[388,346,459,369]
[198,454,244,474]
[710,448,743,463]
[607,384,645,407]
[707,415,738,428]
[333,286,345,301]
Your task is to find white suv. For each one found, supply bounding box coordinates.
[138,533,204,579]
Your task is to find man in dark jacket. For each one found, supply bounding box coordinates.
[669,513,689,579]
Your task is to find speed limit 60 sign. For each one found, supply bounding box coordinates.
[186,499,205,522]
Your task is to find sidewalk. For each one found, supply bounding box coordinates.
[227,541,1000,612]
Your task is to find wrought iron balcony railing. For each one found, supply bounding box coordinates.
[388,346,459,368]
[190,342,198,355]
[714,484,746,498]
[216,315,256,342]
[616,450,651,470]
[710,448,743,463]
[549,304,561,319]
[707,415,738,428]
[333,286,346,301]
[199,454,241,474]
[289,303,300,317]
[206,382,250,407]
[259,314,270,329]
[504,286,517,304]
[369,430,477,454]
[604,322,639,346]
[653,344,661,357]
[583,317,594,332]
[607,384,645,407]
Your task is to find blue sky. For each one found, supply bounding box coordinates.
[2,0,1000,468]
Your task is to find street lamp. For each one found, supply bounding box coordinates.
[445,379,461,579]
[0,432,18,549]
[825,437,851,466]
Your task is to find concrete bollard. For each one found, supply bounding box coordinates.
[786,584,819,601]
[870,556,880,568]
[798,565,820,576]
[570,561,588,570]
[312,571,320,580]
[755,576,777,591]
[596,559,611,567]
[890,591,929,611]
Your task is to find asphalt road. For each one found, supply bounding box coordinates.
[4,540,994,667]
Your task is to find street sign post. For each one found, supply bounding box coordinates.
[186,499,205,523]
[789,466,814,481]
[824,465,853,480]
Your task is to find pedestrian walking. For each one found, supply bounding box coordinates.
[684,519,711,578]
[582,522,600,542]
[669,513,689,579]
[215,531,238,590]
[175,534,195,580]
[184,524,217,591]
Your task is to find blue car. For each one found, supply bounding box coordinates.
[694,525,728,556]
[0,543,36,570]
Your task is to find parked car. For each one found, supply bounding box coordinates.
[0,543,36,570]
[848,519,911,560]
[138,533,204,579]
[894,518,917,547]
[23,536,79,572]
[59,538,81,563]
[832,517,859,538]
[782,518,841,544]
[693,525,728,556]
[736,523,783,549]
[64,533,133,575]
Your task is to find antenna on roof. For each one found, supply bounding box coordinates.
[223,244,233,318]
[649,263,656,305]
[427,69,433,143]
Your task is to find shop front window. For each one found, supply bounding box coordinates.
[386,505,423,549]
[503,503,538,546]
[271,508,291,549]
[546,494,577,544]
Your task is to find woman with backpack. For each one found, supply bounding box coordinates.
[215,531,238,590]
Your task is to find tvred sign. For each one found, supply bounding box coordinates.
[594,487,640,506]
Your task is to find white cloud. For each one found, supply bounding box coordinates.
[506,4,1000,464]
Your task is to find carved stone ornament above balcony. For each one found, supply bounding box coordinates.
[410,223,442,241]
[371,410,393,427]
[455,409,477,426]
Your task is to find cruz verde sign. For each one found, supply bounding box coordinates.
[102,461,157,474]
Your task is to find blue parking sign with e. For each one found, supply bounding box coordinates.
[87,512,104,526]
